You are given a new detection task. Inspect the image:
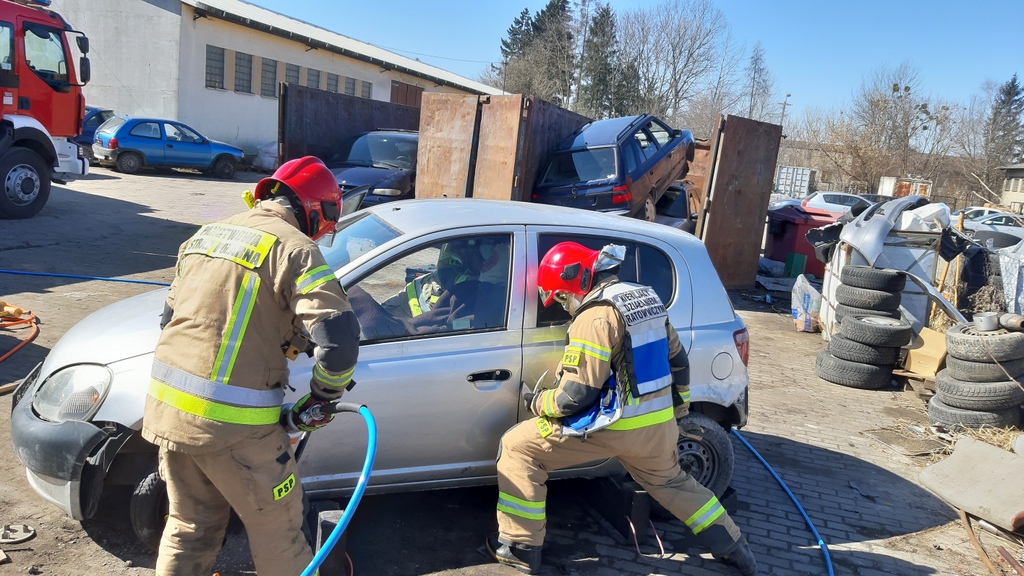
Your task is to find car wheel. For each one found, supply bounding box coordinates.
[649,412,734,520]
[835,284,901,311]
[814,350,894,389]
[838,315,913,347]
[833,304,900,325]
[130,469,168,553]
[0,146,50,219]
[946,323,1024,362]
[945,355,1024,382]
[927,395,1021,430]
[115,151,143,174]
[840,266,907,292]
[827,334,900,365]
[212,157,236,180]
[641,197,656,222]
[934,369,1024,410]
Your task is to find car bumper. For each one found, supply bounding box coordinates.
[9,365,125,520]
[92,145,115,163]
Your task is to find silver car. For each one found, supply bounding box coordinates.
[10,199,749,547]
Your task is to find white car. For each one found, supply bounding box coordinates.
[962,213,1024,246]
[801,191,873,216]
[951,206,1007,221]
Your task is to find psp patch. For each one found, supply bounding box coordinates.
[273,473,297,500]
[536,416,553,438]
[561,351,581,367]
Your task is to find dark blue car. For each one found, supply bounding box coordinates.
[326,129,417,209]
[75,106,115,161]
[92,116,244,179]
[533,115,694,221]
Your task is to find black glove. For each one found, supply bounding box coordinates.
[523,392,536,415]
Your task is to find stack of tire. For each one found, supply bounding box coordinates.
[833,265,906,324]
[928,324,1024,430]
[816,314,914,389]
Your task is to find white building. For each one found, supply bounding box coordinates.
[60,0,503,154]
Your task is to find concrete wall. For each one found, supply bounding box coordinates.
[61,0,182,118]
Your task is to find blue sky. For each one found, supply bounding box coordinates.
[248,0,1023,119]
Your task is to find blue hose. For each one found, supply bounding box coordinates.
[0,269,171,286]
[301,405,377,576]
[731,428,834,576]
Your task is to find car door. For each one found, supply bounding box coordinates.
[124,121,164,165]
[643,118,680,197]
[296,226,526,492]
[162,122,211,168]
[626,127,658,214]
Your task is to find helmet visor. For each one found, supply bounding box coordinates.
[538,287,569,307]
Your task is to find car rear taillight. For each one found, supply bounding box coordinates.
[108,137,118,150]
[611,185,631,204]
[733,329,749,367]
[532,193,539,200]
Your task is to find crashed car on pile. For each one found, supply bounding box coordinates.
[10,199,750,547]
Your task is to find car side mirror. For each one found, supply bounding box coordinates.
[673,129,683,138]
[690,212,699,221]
[194,137,204,144]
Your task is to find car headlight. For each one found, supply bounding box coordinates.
[32,364,112,423]
[372,188,402,196]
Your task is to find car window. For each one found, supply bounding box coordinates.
[822,194,840,205]
[536,234,674,326]
[165,123,201,143]
[97,116,125,135]
[645,119,671,146]
[129,122,161,139]
[84,112,109,129]
[345,234,512,342]
[622,139,640,174]
[321,212,403,271]
[539,147,617,186]
[633,129,658,163]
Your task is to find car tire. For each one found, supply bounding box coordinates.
[641,196,656,222]
[945,355,1024,382]
[839,315,913,347]
[675,412,734,498]
[130,469,168,553]
[934,369,1024,410]
[927,395,1021,430]
[115,151,143,174]
[827,334,900,365]
[0,146,51,219]
[946,323,1024,362]
[212,157,236,180]
[834,304,900,324]
[814,350,894,389]
[835,284,901,311]
[839,265,906,292]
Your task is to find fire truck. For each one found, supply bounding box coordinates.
[0,0,89,219]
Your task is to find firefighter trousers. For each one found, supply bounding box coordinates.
[155,426,312,576]
[496,416,743,551]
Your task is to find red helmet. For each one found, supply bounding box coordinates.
[254,156,341,241]
[537,242,599,307]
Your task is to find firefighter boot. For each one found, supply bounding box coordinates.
[713,537,758,576]
[485,534,541,574]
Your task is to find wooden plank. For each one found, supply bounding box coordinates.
[472,95,524,200]
[701,115,782,289]
[415,93,480,199]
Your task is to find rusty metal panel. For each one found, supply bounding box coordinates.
[472,95,525,200]
[416,93,480,199]
[701,115,783,290]
[515,97,590,202]
[694,117,725,240]
[279,83,419,165]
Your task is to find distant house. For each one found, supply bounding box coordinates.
[62,0,503,155]
[1000,164,1024,210]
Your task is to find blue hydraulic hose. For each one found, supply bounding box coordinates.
[732,428,834,576]
[301,405,377,576]
[0,269,171,286]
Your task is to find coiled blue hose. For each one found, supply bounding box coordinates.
[0,269,171,286]
[301,404,377,576]
[732,428,834,576]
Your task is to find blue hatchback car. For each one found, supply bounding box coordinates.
[533,115,694,221]
[74,106,115,161]
[92,116,244,179]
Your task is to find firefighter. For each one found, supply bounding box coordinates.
[382,238,482,320]
[142,156,360,576]
[486,242,757,575]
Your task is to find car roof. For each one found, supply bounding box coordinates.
[563,115,645,149]
[364,198,705,249]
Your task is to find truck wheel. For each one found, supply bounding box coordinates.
[0,146,51,219]
[116,151,142,174]
[130,469,168,553]
[212,157,236,180]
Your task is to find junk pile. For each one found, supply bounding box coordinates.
[815,313,913,390]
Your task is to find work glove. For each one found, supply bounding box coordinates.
[523,392,538,415]
[283,392,334,433]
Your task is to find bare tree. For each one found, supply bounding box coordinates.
[677,30,744,138]
[744,42,776,122]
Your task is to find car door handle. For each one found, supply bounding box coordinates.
[166,144,173,148]
[467,370,511,382]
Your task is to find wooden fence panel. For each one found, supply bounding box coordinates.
[415,93,480,199]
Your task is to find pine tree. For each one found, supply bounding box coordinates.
[578,4,617,118]
[530,0,575,105]
[985,74,1024,171]
[500,9,534,61]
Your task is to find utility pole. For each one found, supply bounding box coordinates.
[779,93,791,128]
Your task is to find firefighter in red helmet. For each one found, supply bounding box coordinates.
[486,241,756,575]
[143,156,360,575]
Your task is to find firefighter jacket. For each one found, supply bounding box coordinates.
[143,200,359,453]
[530,278,686,437]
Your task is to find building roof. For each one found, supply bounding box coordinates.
[998,163,1024,171]
[182,0,505,96]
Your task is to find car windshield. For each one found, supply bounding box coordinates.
[540,147,617,186]
[326,133,417,170]
[321,212,404,272]
[97,116,125,135]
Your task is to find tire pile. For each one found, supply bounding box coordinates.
[928,324,1024,430]
[815,265,914,390]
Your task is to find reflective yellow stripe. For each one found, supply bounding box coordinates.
[497,491,545,521]
[537,389,558,416]
[182,223,277,269]
[606,405,674,430]
[212,273,260,385]
[685,497,726,534]
[295,265,336,294]
[149,379,280,425]
[313,364,355,388]
[273,473,297,500]
[678,389,691,402]
[567,338,611,362]
[407,282,423,317]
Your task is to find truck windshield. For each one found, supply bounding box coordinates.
[24,22,68,85]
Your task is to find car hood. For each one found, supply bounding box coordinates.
[331,165,405,187]
[41,288,165,374]
[210,140,243,156]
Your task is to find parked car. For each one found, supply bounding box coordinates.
[768,197,802,211]
[858,193,893,204]
[801,191,873,216]
[92,117,244,179]
[326,129,418,208]
[10,199,750,549]
[962,213,1024,247]
[951,206,1008,221]
[74,106,115,161]
[533,115,694,222]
